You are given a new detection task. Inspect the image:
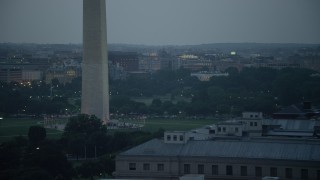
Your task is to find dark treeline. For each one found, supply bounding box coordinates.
[110,67,320,116]
[1,67,320,117]
[0,114,162,179]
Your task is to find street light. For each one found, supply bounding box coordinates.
[0,117,3,128]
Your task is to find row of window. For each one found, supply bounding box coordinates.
[129,163,318,179]
[184,164,312,179]
[217,127,239,133]
[129,163,164,171]
[250,121,258,126]
[166,134,184,141]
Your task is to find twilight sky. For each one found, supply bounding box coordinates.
[0,0,319,45]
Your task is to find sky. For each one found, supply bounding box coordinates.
[0,0,319,45]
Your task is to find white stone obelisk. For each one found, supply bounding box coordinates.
[81,0,109,124]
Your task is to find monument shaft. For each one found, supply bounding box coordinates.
[81,0,109,123]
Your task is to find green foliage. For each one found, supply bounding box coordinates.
[0,137,74,180]
[64,114,105,136]
[63,114,110,159]
[76,161,103,180]
[28,125,46,145]
[17,167,54,180]
[1,67,319,117]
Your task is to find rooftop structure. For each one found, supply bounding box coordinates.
[115,112,320,179]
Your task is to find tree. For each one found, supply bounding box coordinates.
[63,114,107,159]
[28,126,46,145]
[76,161,103,180]
[64,114,105,136]
[23,140,74,180]
[18,168,54,180]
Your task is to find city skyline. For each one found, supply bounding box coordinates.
[0,0,320,45]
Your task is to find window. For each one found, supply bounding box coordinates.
[166,135,171,141]
[255,167,262,177]
[250,122,253,126]
[129,163,136,171]
[285,168,292,179]
[212,165,218,175]
[254,122,257,126]
[173,135,177,141]
[143,163,150,171]
[218,127,221,132]
[222,127,226,132]
[301,169,308,179]
[235,127,239,133]
[198,164,204,174]
[180,135,184,141]
[226,165,233,175]
[241,166,247,176]
[270,167,277,177]
[184,164,190,174]
[157,164,164,171]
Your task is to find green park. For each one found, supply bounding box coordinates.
[0,117,217,143]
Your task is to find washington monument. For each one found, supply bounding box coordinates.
[81,0,109,124]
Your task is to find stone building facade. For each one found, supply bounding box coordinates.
[115,138,320,180]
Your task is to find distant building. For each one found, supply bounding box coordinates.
[0,64,45,83]
[256,62,302,69]
[109,51,139,72]
[139,53,161,72]
[22,70,43,82]
[178,57,213,71]
[45,59,81,84]
[190,71,229,81]
[109,62,127,80]
[273,101,320,119]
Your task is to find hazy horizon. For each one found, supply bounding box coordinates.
[1,0,320,45]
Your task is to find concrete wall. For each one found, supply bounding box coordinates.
[116,155,320,180]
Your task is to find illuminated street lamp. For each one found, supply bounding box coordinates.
[0,117,3,128]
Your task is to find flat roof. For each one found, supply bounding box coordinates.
[120,138,320,162]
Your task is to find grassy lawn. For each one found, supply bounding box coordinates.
[117,118,219,132]
[0,118,64,143]
[0,117,220,143]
